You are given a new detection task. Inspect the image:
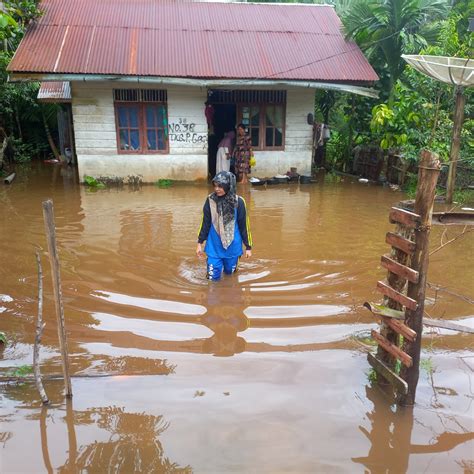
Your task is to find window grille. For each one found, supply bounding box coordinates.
[114,89,167,102]
[208,90,286,104]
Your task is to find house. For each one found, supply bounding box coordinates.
[8,0,378,182]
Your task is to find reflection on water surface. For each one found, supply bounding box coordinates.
[0,164,472,472]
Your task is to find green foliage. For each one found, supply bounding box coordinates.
[402,173,418,199]
[340,0,449,102]
[324,171,343,184]
[420,357,435,375]
[0,1,42,48]
[156,179,173,188]
[366,6,473,165]
[453,189,474,205]
[9,137,46,162]
[0,332,7,344]
[0,1,53,160]
[325,131,348,170]
[84,175,105,188]
[9,364,33,377]
[367,368,377,383]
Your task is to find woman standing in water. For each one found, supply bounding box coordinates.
[196,171,252,281]
[216,130,235,174]
[232,124,253,184]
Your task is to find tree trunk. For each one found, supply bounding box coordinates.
[0,138,7,170]
[42,111,61,161]
[446,87,466,204]
[15,105,23,140]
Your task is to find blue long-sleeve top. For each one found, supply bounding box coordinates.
[197,195,252,252]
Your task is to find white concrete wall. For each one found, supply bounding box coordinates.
[72,82,208,182]
[252,88,314,177]
[71,83,314,182]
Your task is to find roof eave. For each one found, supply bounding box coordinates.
[9,73,379,98]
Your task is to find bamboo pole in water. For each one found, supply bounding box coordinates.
[42,199,72,398]
[398,150,441,406]
[34,250,49,404]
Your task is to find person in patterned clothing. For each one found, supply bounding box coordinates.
[232,124,253,184]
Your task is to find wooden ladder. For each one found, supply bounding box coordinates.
[365,150,441,405]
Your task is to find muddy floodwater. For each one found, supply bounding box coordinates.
[0,164,473,473]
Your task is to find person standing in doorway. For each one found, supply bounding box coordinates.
[196,171,252,281]
[216,131,235,174]
[233,124,253,184]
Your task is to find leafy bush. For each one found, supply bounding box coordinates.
[83,175,105,188]
[9,137,46,162]
[325,131,347,170]
[402,174,418,199]
[156,179,172,188]
[9,364,33,377]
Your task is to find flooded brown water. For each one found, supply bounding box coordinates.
[0,163,473,473]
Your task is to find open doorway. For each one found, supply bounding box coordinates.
[208,103,236,179]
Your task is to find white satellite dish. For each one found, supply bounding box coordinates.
[402,55,474,87]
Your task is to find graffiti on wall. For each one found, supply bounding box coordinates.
[169,118,207,148]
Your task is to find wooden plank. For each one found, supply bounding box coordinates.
[389,207,421,228]
[386,232,416,255]
[367,352,408,395]
[432,212,474,226]
[366,302,416,340]
[376,281,418,311]
[423,317,474,334]
[381,255,419,283]
[371,330,413,367]
[382,317,417,342]
[363,302,405,320]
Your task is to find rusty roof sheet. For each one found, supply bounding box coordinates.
[9,0,378,84]
[37,81,71,102]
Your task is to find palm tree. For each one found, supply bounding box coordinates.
[340,0,449,103]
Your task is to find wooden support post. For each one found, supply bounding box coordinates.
[446,87,465,204]
[398,150,440,406]
[42,200,73,398]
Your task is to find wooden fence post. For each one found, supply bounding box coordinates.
[398,150,440,405]
[42,199,73,398]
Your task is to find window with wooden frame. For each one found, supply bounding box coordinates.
[114,89,168,154]
[235,91,286,150]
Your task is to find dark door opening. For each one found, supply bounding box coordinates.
[208,103,236,179]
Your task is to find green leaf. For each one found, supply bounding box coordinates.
[9,365,33,377]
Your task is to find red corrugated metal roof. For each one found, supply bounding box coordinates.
[37,81,71,101]
[8,0,378,83]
